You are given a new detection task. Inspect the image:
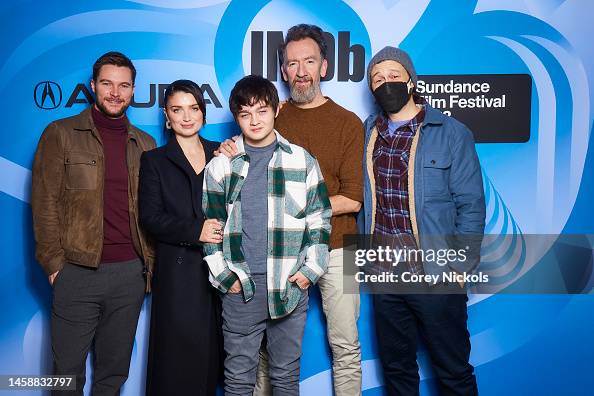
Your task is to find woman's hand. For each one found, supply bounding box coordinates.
[199,219,223,243]
[214,136,239,157]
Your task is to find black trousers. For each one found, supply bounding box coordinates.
[51,259,145,396]
[373,292,478,396]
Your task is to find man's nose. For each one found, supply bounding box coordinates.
[297,62,307,77]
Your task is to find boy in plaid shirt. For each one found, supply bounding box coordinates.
[202,75,331,395]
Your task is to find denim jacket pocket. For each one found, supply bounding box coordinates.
[423,152,452,197]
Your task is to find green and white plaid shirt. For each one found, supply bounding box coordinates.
[202,131,332,319]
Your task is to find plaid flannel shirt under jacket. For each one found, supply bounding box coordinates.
[202,131,332,319]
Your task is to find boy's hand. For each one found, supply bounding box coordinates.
[228,279,242,294]
[215,135,240,157]
[288,271,311,290]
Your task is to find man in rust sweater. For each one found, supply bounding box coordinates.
[31,52,155,395]
[220,24,364,396]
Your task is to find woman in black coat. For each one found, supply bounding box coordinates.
[139,80,223,395]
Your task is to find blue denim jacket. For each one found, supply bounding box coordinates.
[361,104,486,275]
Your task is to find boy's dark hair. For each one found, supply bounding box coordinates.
[279,24,327,65]
[92,51,137,83]
[163,79,206,124]
[229,75,279,118]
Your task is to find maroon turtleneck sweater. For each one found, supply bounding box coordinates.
[92,106,137,263]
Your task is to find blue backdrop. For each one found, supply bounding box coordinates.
[1,0,593,395]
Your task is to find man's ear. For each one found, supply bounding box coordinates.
[280,64,288,82]
[90,79,96,94]
[320,58,328,79]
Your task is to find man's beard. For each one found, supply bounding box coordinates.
[289,77,320,104]
[95,98,129,118]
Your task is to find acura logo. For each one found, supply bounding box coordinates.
[34,81,62,109]
[32,81,222,109]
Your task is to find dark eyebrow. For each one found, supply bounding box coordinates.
[168,103,199,109]
[287,55,316,62]
[372,68,401,78]
[98,78,132,84]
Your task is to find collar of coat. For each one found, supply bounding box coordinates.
[164,135,208,176]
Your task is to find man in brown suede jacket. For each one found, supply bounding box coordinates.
[31,51,155,396]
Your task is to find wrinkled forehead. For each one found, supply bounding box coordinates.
[285,38,323,60]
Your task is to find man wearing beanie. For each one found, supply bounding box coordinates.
[360,46,485,396]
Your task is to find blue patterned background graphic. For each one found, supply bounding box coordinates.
[1,1,593,395]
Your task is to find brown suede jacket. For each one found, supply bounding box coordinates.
[31,107,156,291]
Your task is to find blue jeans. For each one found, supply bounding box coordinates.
[222,273,308,396]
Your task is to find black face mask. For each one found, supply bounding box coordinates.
[372,80,412,114]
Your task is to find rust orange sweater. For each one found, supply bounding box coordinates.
[275,98,364,249]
